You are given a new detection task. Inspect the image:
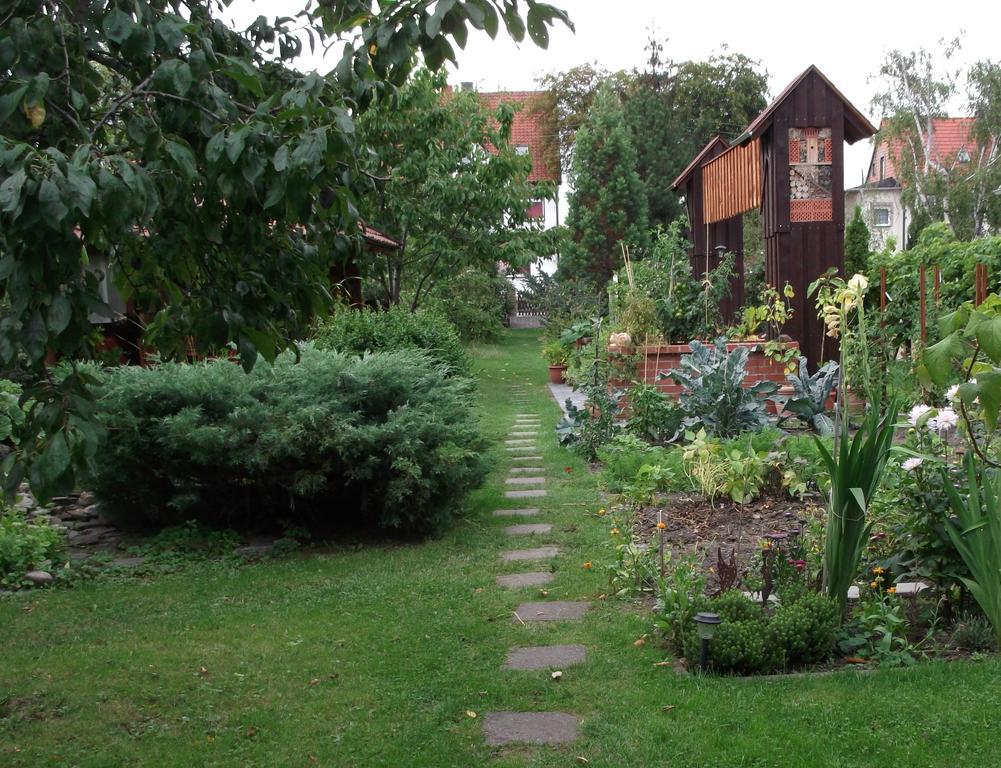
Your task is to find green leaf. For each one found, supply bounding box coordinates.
[47,295,72,335]
[220,55,264,98]
[426,0,456,37]
[38,177,69,226]
[272,144,290,172]
[0,84,27,125]
[165,139,198,180]
[0,169,27,213]
[29,431,71,502]
[976,370,1001,432]
[238,335,258,373]
[921,331,967,386]
[102,8,134,45]
[225,127,249,164]
[66,168,97,216]
[526,7,550,48]
[976,316,1001,363]
[206,131,226,163]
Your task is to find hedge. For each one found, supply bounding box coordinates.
[90,346,488,534]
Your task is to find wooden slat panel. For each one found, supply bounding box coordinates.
[702,139,762,223]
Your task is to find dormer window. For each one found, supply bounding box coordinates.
[515,145,530,156]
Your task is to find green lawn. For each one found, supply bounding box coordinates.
[3,329,1001,767]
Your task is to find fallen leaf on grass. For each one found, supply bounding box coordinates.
[845,657,868,664]
[198,666,209,677]
[662,705,676,712]
[308,678,321,687]
[466,710,477,718]
[633,637,646,648]
[576,757,590,764]
[653,661,673,667]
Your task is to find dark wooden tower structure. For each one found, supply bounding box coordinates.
[673,65,876,364]
[672,136,745,321]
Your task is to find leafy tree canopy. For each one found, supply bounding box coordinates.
[560,82,649,290]
[354,68,554,309]
[0,0,571,500]
[872,40,1001,240]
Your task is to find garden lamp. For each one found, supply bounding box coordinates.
[694,612,722,672]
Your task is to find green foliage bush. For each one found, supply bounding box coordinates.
[0,506,62,587]
[427,268,514,342]
[312,305,468,374]
[665,337,778,437]
[870,224,1001,351]
[681,590,838,674]
[89,346,488,534]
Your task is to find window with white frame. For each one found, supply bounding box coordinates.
[515,144,530,156]
[873,207,891,227]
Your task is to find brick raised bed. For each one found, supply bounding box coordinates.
[610,340,799,401]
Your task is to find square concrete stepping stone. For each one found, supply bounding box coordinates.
[505,439,536,445]
[504,644,587,670]
[505,477,545,485]
[501,546,558,562]
[503,523,552,536]
[509,467,545,474]
[509,433,539,439]
[514,414,537,418]
[496,571,553,588]
[492,508,540,517]
[483,712,579,746]
[506,489,546,499]
[514,601,589,621]
[510,455,543,461]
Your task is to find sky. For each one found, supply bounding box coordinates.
[229,0,1001,184]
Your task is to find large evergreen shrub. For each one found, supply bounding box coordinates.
[312,305,468,374]
[90,347,488,534]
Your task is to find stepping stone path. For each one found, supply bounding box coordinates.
[504,644,587,670]
[496,571,553,588]
[505,477,545,485]
[503,523,552,536]
[514,601,590,622]
[484,394,586,749]
[492,507,540,517]
[483,712,579,746]
[505,489,547,499]
[501,546,558,562]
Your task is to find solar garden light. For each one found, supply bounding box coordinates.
[694,612,722,672]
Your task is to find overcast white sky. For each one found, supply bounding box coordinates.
[230,0,1001,183]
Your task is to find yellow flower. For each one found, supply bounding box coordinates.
[583,562,592,570]
[610,527,620,536]
[597,508,607,516]
[873,566,885,575]
[887,586,896,595]
[656,521,666,530]
[870,581,878,589]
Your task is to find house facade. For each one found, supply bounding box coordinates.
[473,86,562,284]
[844,117,983,252]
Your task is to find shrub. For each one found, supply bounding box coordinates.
[427,268,514,342]
[624,382,683,444]
[89,346,488,535]
[312,305,468,374]
[681,590,838,674]
[664,337,778,438]
[0,506,62,587]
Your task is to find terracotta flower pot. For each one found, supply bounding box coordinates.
[548,365,567,385]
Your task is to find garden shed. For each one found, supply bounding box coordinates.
[673,65,877,365]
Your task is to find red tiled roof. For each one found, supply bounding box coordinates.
[359,221,401,250]
[867,117,989,184]
[477,90,559,183]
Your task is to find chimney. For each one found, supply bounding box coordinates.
[460,81,474,92]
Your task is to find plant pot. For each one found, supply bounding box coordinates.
[548,365,567,385]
